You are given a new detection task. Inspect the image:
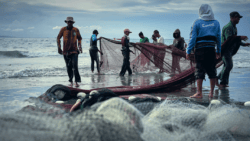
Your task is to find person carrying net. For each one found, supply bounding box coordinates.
[89,30,103,74]
[119,29,134,76]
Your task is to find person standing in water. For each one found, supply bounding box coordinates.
[139,32,149,43]
[89,30,102,74]
[154,30,165,73]
[216,11,250,87]
[186,4,221,98]
[57,17,82,87]
[119,29,133,76]
[171,29,187,74]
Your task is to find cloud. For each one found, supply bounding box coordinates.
[15,0,250,14]
[52,26,63,30]
[12,29,24,32]
[27,27,34,29]
[2,28,11,31]
[75,25,102,33]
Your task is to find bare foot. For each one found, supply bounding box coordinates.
[209,92,213,98]
[190,93,203,98]
[68,82,73,87]
[75,82,79,87]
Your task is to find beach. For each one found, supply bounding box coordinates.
[1,38,250,141]
[0,37,250,112]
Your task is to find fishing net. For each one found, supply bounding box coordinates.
[1,89,250,141]
[1,36,248,141]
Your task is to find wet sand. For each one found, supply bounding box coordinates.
[0,67,250,112]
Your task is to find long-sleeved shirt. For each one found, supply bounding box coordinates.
[57,26,82,55]
[222,21,246,46]
[186,19,221,54]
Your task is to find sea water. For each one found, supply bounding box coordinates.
[0,38,250,141]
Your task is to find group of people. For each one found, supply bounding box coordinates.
[57,4,250,99]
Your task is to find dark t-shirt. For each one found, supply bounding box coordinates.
[173,37,185,51]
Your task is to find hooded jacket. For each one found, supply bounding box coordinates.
[173,29,185,51]
[186,4,221,54]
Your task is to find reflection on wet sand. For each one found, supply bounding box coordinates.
[214,89,230,103]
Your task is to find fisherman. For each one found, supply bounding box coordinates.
[152,34,157,44]
[216,11,250,87]
[171,29,187,74]
[154,30,165,73]
[172,29,187,51]
[154,30,164,44]
[57,17,82,87]
[186,4,221,98]
[139,32,149,43]
[119,29,133,76]
[89,30,103,74]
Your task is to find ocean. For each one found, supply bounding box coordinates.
[0,38,250,141]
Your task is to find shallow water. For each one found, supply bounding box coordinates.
[0,38,250,140]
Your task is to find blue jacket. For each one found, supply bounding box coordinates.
[186,19,221,54]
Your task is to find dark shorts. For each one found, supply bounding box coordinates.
[195,47,217,79]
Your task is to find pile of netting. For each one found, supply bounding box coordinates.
[1,84,250,141]
[70,36,241,94]
[98,37,195,94]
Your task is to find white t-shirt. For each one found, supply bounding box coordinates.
[157,36,164,44]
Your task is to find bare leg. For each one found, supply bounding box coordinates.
[69,82,73,87]
[190,79,203,98]
[209,78,216,97]
[215,78,220,87]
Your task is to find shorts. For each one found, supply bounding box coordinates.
[195,47,217,79]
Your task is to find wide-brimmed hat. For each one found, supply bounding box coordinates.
[65,17,75,23]
[124,29,132,33]
[230,11,243,18]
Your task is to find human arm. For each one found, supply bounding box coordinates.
[242,42,250,47]
[57,28,64,55]
[98,49,103,55]
[186,20,198,55]
[77,29,83,53]
[216,22,221,54]
[240,36,249,46]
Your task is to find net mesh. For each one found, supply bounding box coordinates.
[1,36,249,141]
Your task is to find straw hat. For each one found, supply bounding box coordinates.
[124,28,132,33]
[65,17,75,23]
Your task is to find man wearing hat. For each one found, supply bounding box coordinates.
[57,17,82,87]
[119,29,133,76]
[216,11,250,87]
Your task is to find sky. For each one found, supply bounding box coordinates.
[0,0,250,39]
